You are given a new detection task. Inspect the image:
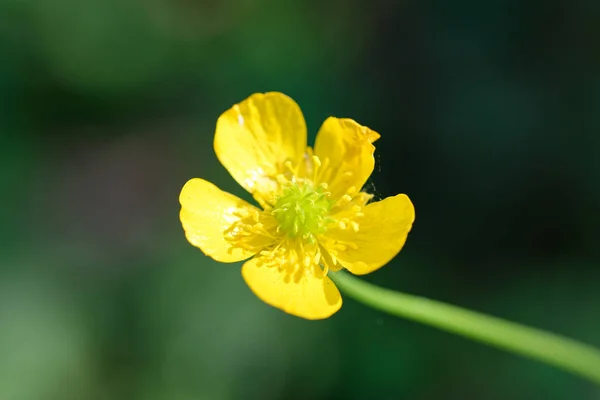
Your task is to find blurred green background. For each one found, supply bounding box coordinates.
[1,0,599,399]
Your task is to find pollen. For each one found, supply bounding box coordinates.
[272,181,333,239]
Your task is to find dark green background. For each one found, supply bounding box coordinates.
[1,0,599,399]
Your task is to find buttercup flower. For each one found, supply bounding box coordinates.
[179,92,415,319]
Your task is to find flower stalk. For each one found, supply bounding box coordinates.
[331,270,600,385]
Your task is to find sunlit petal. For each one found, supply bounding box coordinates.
[323,194,415,275]
[314,117,380,199]
[179,178,273,262]
[241,257,342,320]
[214,92,307,201]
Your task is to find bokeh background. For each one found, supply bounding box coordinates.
[1,0,599,399]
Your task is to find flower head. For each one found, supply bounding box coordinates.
[179,92,415,319]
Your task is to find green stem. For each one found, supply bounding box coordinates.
[331,271,600,384]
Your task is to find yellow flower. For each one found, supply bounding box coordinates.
[179,92,415,320]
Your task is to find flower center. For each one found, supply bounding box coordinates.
[272,182,332,239]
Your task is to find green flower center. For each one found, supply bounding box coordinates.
[272,182,332,238]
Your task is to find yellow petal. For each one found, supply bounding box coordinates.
[313,117,380,199]
[179,178,270,263]
[241,257,342,320]
[324,194,415,275]
[214,92,307,200]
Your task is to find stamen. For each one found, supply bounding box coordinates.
[255,237,326,282]
[224,208,280,252]
[330,252,337,265]
[312,155,321,168]
[311,155,322,183]
[284,160,297,175]
[313,252,321,266]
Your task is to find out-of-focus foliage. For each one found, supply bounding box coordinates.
[0,0,598,398]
